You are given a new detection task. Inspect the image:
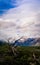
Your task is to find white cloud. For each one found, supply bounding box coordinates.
[0,0,40,40]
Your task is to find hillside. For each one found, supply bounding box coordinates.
[0,43,40,65]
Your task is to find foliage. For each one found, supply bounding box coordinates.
[0,43,40,65]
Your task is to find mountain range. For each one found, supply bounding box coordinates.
[13,37,40,46]
[0,37,40,46]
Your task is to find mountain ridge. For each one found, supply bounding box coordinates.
[0,37,40,46]
[14,37,40,46]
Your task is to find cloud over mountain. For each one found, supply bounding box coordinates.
[0,0,40,40]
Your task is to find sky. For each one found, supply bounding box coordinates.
[0,0,40,40]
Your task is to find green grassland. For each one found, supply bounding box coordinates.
[0,43,40,65]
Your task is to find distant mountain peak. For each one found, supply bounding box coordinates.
[0,37,40,46]
[13,37,40,46]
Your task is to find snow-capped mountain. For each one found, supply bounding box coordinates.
[12,37,40,46]
[0,37,40,46]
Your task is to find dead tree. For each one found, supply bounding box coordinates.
[31,52,40,65]
[6,37,23,56]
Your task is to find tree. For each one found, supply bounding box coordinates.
[6,37,23,56]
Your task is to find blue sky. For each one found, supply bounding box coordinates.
[0,0,18,15]
[0,0,40,15]
[0,0,40,40]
